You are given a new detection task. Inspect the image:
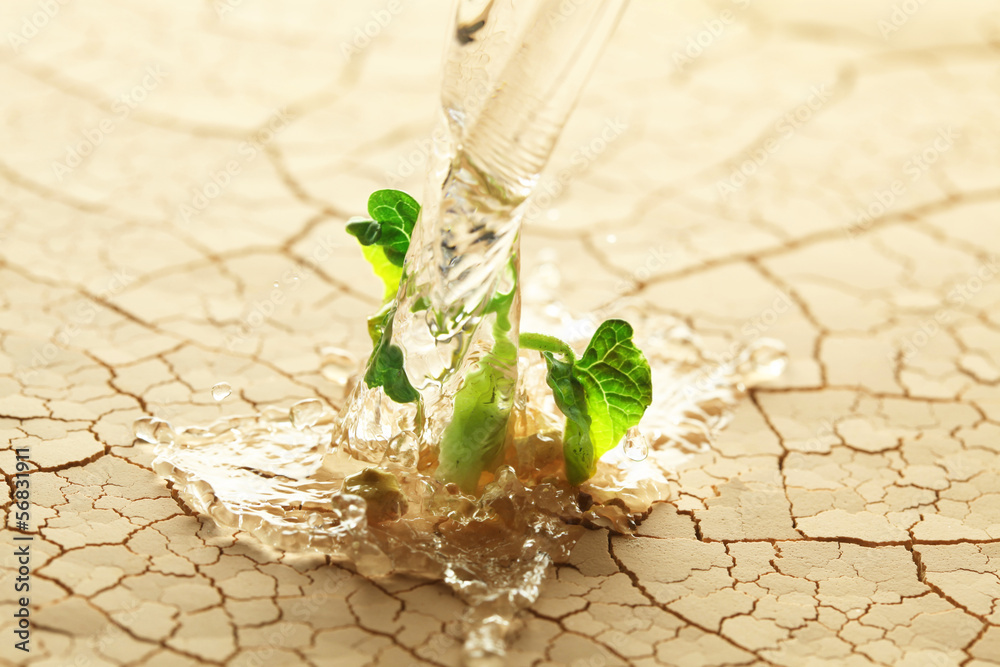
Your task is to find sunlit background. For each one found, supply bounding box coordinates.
[3,1,1000,665]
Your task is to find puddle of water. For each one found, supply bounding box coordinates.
[151,292,785,660]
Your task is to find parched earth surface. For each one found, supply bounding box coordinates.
[3,1,1000,665]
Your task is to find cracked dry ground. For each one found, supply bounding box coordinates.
[2,0,1000,665]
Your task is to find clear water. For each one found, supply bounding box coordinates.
[211,382,231,401]
[151,283,785,660]
[150,1,787,662]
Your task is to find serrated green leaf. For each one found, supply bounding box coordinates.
[347,190,420,305]
[568,319,652,484]
[347,190,422,405]
[367,189,419,267]
[527,320,653,485]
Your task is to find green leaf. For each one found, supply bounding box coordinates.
[346,190,422,405]
[436,268,519,492]
[346,219,382,246]
[569,319,652,484]
[364,313,419,404]
[347,190,420,304]
[367,301,393,345]
[360,245,403,303]
[367,189,419,267]
[434,355,513,491]
[529,320,653,485]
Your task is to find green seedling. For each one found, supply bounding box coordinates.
[349,190,653,489]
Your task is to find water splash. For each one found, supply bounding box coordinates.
[152,291,784,659]
[623,427,649,462]
[134,416,175,445]
[335,0,629,470]
[148,1,789,661]
[318,346,357,386]
[289,399,324,429]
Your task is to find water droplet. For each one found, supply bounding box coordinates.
[211,382,232,401]
[330,493,367,528]
[153,421,176,444]
[494,465,517,488]
[738,338,788,384]
[289,399,324,429]
[622,427,649,462]
[133,417,155,443]
[319,347,356,385]
[382,432,419,469]
[133,417,175,444]
[272,281,279,288]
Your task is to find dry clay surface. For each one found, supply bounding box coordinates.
[2,0,1000,665]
